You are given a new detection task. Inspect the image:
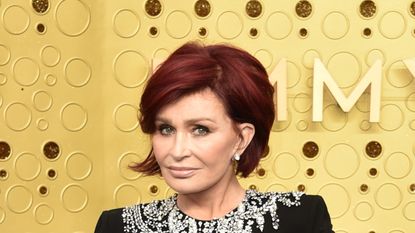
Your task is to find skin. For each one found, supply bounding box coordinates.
[151,88,255,220]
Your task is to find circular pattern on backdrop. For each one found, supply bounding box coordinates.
[327,52,361,88]
[0,207,5,223]
[384,152,412,179]
[321,104,348,131]
[118,152,143,180]
[153,48,170,61]
[302,49,321,69]
[360,120,371,131]
[34,203,54,225]
[318,183,350,219]
[13,57,40,86]
[325,144,359,179]
[387,61,413,88]
[65,152,92,181]
[379,11,406,39]
[64,58,91,87]
[6,185,33,213]
[410,120,415,131]
[113,104,139,132]
[0,44,11,65]
[44,74,57,86]
[14,152,41,181]
[4,102,32,131]
[406,92,415,112]
[375,183,402,210]
[55,0,91,36]
[354,201,374,221]
[41,45,61,67]
[254,49,273,69]
[113,9,140,38]
[216,11,243,39]
[0,95,3,108]
[377,104,404,131]
[403,201,415,221]
[114,184,141,207]
[32,90,53,112]
[36,118,49,131]
[60,102,88,131]
[166,11,192,39]
[272,152,300,179]
[296,120,309,131]
[2,5,30,35]
[318,183,350,218]
[114,50,149,88]
[322,12,349,40]
[61,184,88,212]
[0,73,7,85]
[266,12,292,40]
[293,93,312,113]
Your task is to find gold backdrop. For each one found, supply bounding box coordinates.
[1,0,415,232]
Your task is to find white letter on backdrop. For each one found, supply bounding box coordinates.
[312,58,382,122]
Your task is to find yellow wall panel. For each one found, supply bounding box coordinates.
[0,0,414,232]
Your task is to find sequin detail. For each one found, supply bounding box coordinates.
[122,190,303,233]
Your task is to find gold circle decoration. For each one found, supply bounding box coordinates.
[145,0,162,17]
[246,0,263,18]
[32,0,50,14]
[359,0,376,19]
[295,0,313,19]
[194,0,211,18]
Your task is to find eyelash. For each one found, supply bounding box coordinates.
[192,125,210,136]
[156,124,210,136]
[158,124,175,135]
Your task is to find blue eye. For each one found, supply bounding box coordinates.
[193,125,209,136]
[158,125,175,135]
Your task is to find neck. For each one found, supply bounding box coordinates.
[176,173,245,220]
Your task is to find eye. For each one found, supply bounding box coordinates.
[192,125,210,136]
[158,124,175,136]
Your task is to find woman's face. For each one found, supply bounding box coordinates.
[152,89,242,194]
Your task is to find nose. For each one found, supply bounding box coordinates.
[169,132,190,160]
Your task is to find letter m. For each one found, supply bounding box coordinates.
[312,59,382,122]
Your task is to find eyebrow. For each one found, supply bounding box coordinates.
[155,117,217,125]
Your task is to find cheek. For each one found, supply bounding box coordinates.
[151,137,168,160]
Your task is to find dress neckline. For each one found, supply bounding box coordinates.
[171,189,249,222]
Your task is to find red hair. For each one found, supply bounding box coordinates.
[131,42,275,177]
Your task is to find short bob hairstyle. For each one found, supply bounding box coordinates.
[131,42,275,178]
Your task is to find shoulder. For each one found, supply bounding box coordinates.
[276,192,334,233]
[94,196,176,233]
[94,208,124,233]
[250,190,333,233]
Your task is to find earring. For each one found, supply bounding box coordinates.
[233,153,240,161]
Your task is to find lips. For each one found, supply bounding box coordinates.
[167,166,199,178]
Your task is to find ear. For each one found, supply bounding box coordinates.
[234,123,255,154]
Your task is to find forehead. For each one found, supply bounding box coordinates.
[156,89,229,120]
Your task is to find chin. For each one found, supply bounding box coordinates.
[165,178,208,195]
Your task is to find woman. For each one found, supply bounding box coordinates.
[94,42,334,233]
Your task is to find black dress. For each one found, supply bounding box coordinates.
[94,190,334,233]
